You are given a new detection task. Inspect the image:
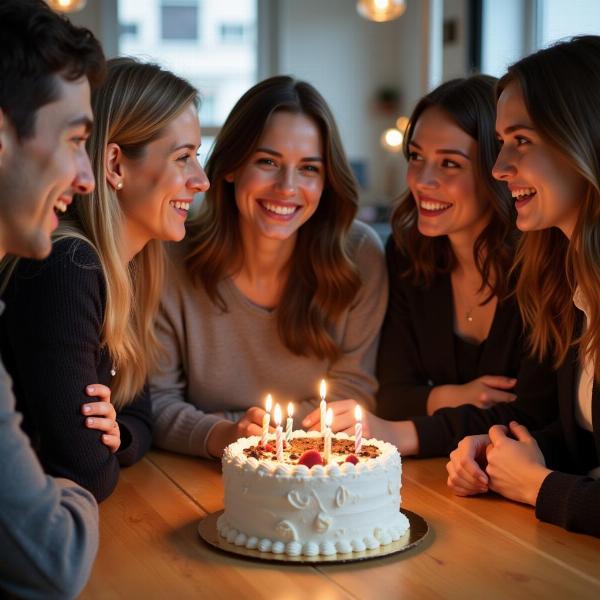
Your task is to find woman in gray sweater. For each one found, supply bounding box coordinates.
[150,76,387,458]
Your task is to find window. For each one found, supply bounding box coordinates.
[118,0,257,130]
[161,4,198,41]
[220,23,246,43]
[538,0,600,47]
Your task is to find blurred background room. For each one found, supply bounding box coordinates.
[50,0,600,239]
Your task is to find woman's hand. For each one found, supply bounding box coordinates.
[446,434,491,496]
[302,399,374,436]
[206,406,268,458]
[428,375,517,414]
[485,422,551,506]
[300,399,421,454]
[81,384,120,453]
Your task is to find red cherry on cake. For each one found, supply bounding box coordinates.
[345,454,359,465]
[262,443,274,453]
[297,450,323,468]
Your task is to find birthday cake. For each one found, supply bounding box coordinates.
[217,430,409,557]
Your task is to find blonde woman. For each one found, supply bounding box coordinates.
[447,36,600,537]
[150,76,387,459]
[0,58,209,501]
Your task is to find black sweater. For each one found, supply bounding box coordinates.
[532,344,600,537]
[376,238,558,456]
[0,238,152,502]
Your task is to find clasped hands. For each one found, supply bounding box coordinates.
[446,421,551,506]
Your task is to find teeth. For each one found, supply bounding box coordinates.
[54,200,67,213]
[262,202,297,215]
[511,187,536,198]
[170,201,190,211]
[420,200,451,211]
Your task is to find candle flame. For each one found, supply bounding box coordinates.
[287,402,294,417]
[265,393,272,413]
[274,403,282,426]
[354,404,362,421]
[319,379,327,400]
[326,407,333,428]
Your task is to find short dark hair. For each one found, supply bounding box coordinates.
[0,0,105,140]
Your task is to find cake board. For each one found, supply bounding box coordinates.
[198,509,429,565]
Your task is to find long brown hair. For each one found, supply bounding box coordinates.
[60,58,199,408]
[185,76,360,361]
[499,36,600,379]
[391,75,516,300]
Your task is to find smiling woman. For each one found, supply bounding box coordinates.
[0,57,208,502]
[149,75,388,459]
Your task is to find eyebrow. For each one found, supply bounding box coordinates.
[67,116,93,133]
[170,142,199,153]
[499,124,536,135]
[255,146,323,162]
[409,140,470,160]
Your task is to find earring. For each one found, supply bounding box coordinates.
[116,181,124,190]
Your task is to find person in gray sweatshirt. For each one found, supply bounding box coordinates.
[0,1,105,597]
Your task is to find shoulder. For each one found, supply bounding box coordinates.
[5,237,105,309]
[347,220,385,267]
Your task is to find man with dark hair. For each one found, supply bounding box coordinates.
[0,1,105,597]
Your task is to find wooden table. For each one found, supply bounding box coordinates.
[80,450,600,599]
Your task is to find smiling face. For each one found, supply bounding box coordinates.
[117,103,209,255]
[406,106,490,244]
[227,111,325,245]
[0,75,94,259]
[493,81,586,239]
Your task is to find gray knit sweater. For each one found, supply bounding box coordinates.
[0,303,98,599]
[150,221,387,458]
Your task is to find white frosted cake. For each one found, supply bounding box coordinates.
[218,430,409,557]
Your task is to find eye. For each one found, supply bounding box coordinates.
[515,135,530,146]
[70,135,88,148]
[257,157,277,167]
[441,159,460,168]
[407,151,422,162]
[176,153,192,163]
[301,164,321,174]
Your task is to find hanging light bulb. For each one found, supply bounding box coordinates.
[357,0,406,23]
[46,0,87,13]
[381,127,404,153]
[396,115,410,134]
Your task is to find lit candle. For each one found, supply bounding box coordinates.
[354,404,362,454]
[319,379,327,434]
[274,404,283,462]
[260,394,272,447]
[286,402,294,442]
[324,408,333,464]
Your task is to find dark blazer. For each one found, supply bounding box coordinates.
[376,237,558,457]
[533,342,600,537]
[0,238,152,502]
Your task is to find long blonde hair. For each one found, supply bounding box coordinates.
[499,36,600,381]
[60,57,198,408]
[186,76,360,362]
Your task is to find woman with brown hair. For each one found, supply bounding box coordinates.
[0,57,209,501]
[447,36,600,537]
[303,75,557,460]
[150,76,387,459]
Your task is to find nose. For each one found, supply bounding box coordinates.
[413,162,439,190]
[492,146,516,181]
[274,166,296,197]
[73,148,95,194]
[187,162,210,193]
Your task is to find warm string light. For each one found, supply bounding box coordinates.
[46,0,87,13]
